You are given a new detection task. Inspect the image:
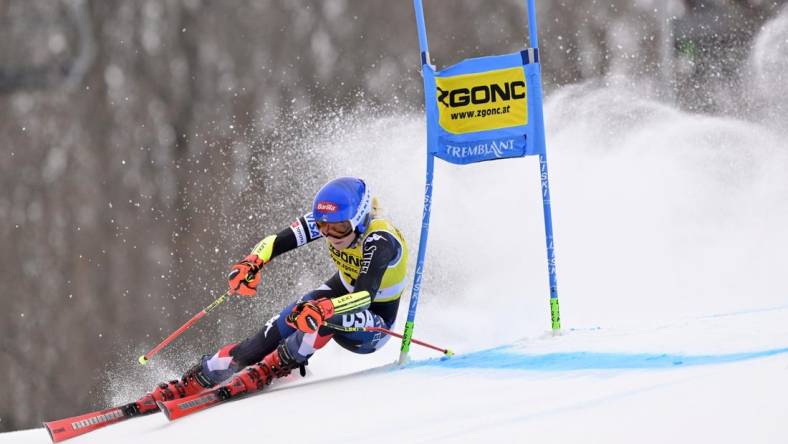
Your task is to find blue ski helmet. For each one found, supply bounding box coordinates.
[312,177,372,234]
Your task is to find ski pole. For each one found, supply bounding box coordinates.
[323,322,454,357]
[138,288,233,365]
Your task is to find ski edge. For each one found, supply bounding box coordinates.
[156,401,172,421]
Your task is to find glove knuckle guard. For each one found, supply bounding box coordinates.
[287,302,325,333]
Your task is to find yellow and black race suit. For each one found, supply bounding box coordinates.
[249,212,408,326]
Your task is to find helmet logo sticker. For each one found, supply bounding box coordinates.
[316,201,338,213]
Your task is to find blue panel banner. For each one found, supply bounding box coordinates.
[422,49,546,165]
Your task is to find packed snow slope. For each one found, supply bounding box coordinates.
[3,307,788,443]
[5,12,788,441]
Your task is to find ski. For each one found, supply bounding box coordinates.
[157,373,258,421]
[159,360,396,421]
[42,397,158,443]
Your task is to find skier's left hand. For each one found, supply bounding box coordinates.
[286,298,335,334]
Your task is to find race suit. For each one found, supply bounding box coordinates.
[201,212,408,383]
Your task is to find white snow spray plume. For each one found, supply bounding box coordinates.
[104,10,788,404]
[314,86,788,359]
[747,4,788,129]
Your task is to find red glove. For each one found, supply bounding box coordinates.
[228,254,264,296]
[286,298,336,334]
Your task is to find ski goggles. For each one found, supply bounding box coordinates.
[316,220,353,239]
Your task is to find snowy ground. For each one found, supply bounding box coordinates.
[3,304,787,443]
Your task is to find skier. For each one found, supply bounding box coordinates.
[135,176,408,411]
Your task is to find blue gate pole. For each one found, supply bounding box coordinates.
[527,0,539,49]
[399,153,435,364]
[527,0,561,332]
[413,0,430,65]
[400,0,433,364]
[540,152,561,332]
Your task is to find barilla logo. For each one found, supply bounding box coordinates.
[316,201,338,213]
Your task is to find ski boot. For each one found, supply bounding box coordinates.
[218,342,306,399]
[130,360,215,415]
